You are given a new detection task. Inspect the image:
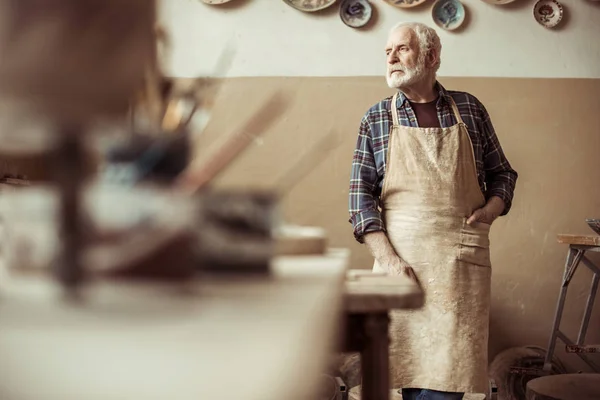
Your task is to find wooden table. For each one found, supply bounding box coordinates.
[543,234,600,372]
[0,249,350,400]
[342,269,424,400]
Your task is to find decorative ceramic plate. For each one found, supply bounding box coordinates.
[383,0,428,9]
[200,0,235,4]
[480,0,517,4]
[340,0,372,28]
[533,0,563,28]
[432,0,466,31]
[283,0,337,12]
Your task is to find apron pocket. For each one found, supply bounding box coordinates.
[458,220,491,268]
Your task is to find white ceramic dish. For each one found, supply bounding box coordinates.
[200,0,236,4]
[383,0,428,8]
[480,0,517,4]
[340,0,373,28]
[533,0,564,28]
[283,0,337,12]
[432,0,466,31]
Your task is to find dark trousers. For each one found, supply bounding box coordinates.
[401,388,464,400]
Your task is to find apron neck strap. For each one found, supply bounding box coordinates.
[448,96,465,125]
[391,93,400,126]
[391,92,464,127]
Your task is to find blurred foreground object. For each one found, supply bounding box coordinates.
[184,127,340,273]
[0,0,158,293]
[0,0,157,122]
[0,6,355,400]
[0,240,351,400]
[0,183,196,281]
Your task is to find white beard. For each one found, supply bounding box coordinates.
[386,61,426,89]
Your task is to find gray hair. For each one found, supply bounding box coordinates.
[389,22,442,72]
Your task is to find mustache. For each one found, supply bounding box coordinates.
[388,63,405,73]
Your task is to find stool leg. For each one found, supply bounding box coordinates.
[577,270,599,345]
[543,248,583,371]
[360,313,390,400]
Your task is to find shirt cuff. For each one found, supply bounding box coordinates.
[487,187,513,216]
[349,209,385,243]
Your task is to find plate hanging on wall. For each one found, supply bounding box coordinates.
[282,0,337,12]
[200,0,236,4]
[340,0,373,28]
[480,0,518,5]
[432,0,466,31]
[533,0,563,28]
[383,0,428,9]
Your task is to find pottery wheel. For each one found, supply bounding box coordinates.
[525,373,600,400]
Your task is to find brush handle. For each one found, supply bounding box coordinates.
[175,92,288,194]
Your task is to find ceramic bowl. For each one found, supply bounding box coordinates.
[533,0,564,29]
[586,219,600,235]
[383,0,428,8]
[340,0,373,28]
[432,0,466,31]
[283,0,337,12]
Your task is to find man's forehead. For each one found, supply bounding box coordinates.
[386,27,416,48]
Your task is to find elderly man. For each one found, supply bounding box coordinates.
[348,22,518,400]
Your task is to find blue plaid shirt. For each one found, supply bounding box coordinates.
[348,82,518,243]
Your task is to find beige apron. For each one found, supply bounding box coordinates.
[373,93,491,394]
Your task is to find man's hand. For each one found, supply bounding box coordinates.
[385,255,417,281]
[363,231,417,281]
[467,196,505,225]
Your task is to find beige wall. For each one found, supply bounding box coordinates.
[198,76,600,371]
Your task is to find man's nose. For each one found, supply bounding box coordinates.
[387,51,398,64]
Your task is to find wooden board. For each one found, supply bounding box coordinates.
[525,373,600,400]
[275,225,327,256]
[344,269,423,313]
[0,177,29,186]
[557,234,600,246]
[0,249,350,400]
[271,248,349,279]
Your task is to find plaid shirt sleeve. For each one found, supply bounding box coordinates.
[478,100,518,215]
[348,115,385,243]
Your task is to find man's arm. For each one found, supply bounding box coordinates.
[363,231,415,278]
[468,100,518,225]
[348,116,415,278]
[348,116,384,242]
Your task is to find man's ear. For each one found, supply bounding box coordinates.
[426,50,439,69]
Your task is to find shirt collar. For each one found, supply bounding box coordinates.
[395,81,453,108]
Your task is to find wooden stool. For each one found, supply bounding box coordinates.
[543,234,600,372]
[525,373,600,400]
